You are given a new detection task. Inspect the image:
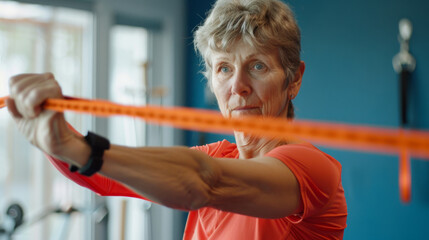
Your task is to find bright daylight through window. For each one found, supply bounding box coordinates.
[0,1,93,239]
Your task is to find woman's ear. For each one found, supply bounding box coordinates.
[289,61,305,99]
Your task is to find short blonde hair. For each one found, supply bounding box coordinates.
[194,0,301,118]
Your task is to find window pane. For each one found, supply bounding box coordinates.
[109,25,148,147]
[108,25,151,240]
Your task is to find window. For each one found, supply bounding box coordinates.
[109,25,148,147]
[0,1,93,239]
[0,0,186,239]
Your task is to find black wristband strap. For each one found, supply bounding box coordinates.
[69,131,110,176]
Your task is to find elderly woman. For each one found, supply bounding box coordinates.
[7,0,347,239]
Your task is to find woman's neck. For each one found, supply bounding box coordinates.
[234,131,287,159]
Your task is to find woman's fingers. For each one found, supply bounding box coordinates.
[22,80,62,118]
[14,75,48,118]
[9,73,63,118]
[5,98,23,119]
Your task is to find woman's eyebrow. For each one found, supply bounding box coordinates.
[214,57,230,62]
[212,55,232,64]
[243,54,256,61]
[213,53,270,64]
[244,53,271,62]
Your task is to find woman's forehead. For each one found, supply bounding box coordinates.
[209,44,280,63]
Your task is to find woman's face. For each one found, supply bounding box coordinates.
[210,43,296,119]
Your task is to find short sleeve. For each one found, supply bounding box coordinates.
[265,143,342,222]
[191,140,238,158]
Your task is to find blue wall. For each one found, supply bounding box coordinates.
[185,0,429,239]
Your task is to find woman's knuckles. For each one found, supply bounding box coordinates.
[9,73,62,118]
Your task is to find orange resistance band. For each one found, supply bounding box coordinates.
[1,96,427,202]
[0,96,6,109]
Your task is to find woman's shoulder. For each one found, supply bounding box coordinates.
[267,142,342,172]
[191,140,238,158]
[266,142,343,199]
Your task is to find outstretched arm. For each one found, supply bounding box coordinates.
[61,142,301,218]
[7,73,301,218]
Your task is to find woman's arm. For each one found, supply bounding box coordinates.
[65,140,301,218]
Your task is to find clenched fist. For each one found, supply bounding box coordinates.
[7,73,88,164]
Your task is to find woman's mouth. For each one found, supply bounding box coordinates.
[233,106,258,110]
[231,106,261,116]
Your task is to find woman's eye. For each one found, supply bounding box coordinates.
[253,63,266,71]
[220,66,230,73]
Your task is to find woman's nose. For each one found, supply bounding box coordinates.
[231,70,252,96]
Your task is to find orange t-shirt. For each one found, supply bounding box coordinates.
[183,140,347,240]
[47,139,347,239]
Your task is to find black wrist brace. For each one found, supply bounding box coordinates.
[69,131,110,176]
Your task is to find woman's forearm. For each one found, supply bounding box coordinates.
[55,135,220,210]
[99,145,221,210]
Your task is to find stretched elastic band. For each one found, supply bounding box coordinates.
[1,95,428,203]
[1,96,428,159]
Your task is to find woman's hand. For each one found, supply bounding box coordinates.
[7,73,77,158]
